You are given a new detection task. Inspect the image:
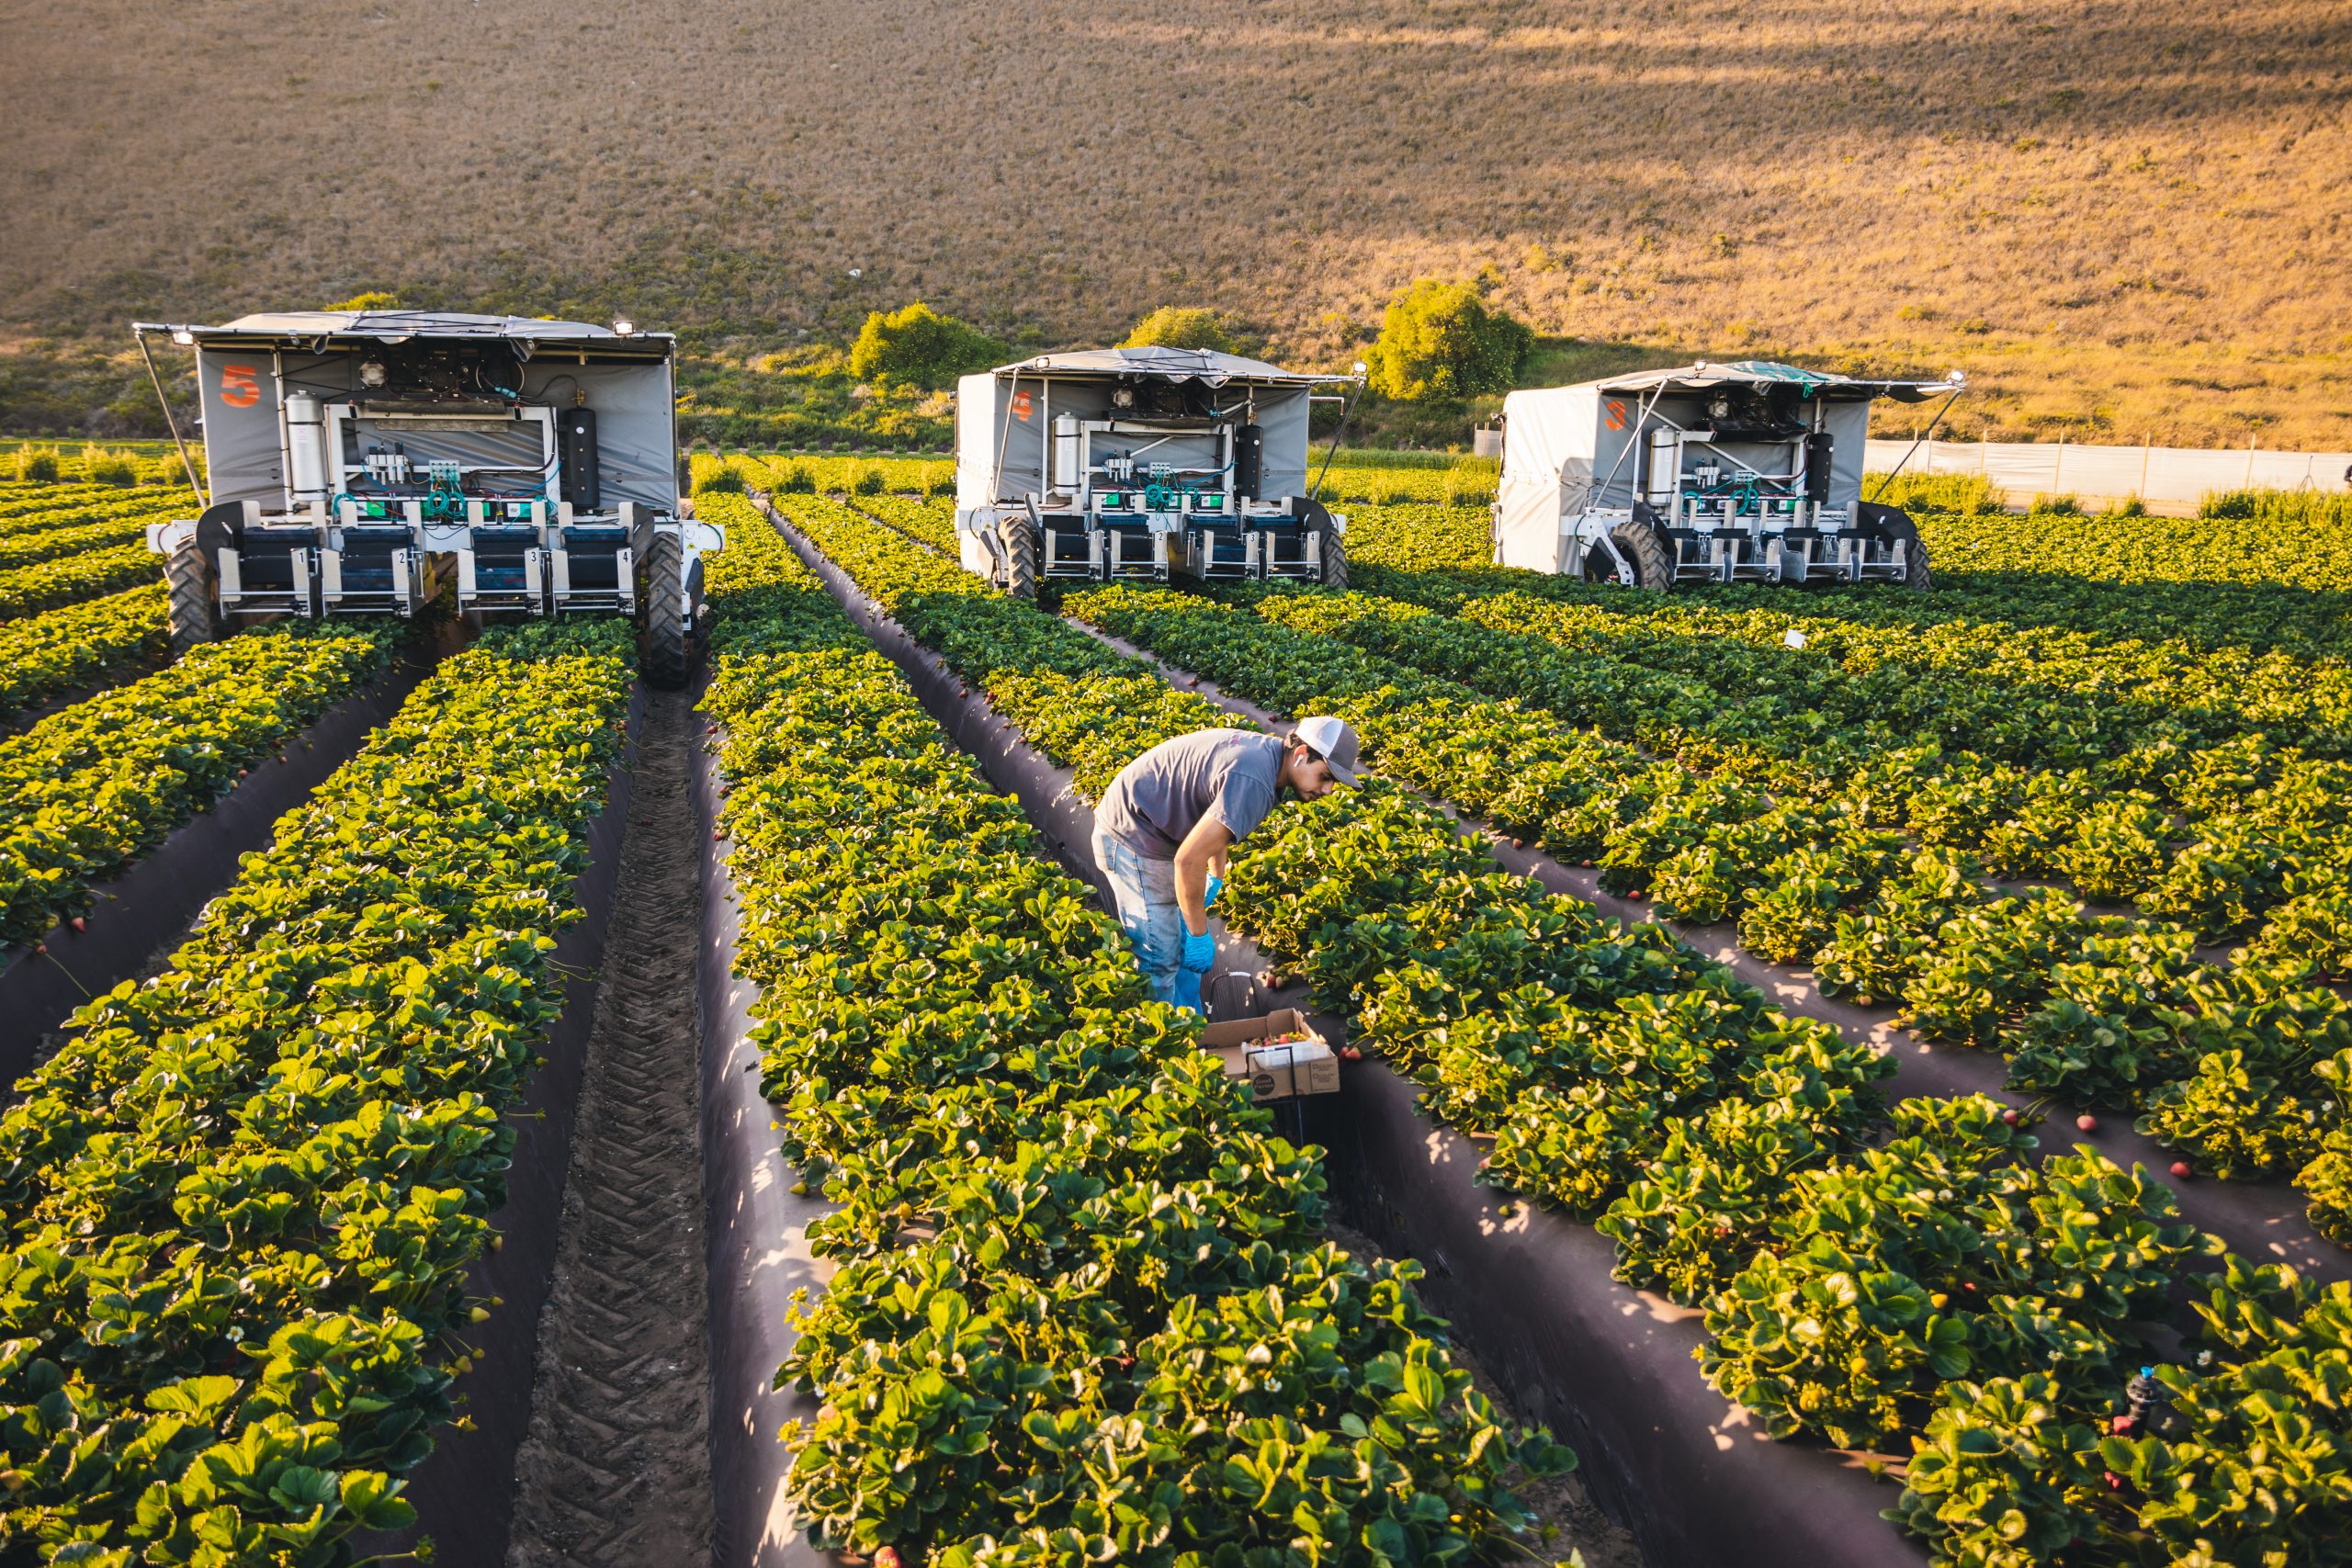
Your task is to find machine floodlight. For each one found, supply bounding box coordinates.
[611,317,636,337]
[170,328,195,346]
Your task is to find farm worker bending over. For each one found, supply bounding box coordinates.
[1091,716,1362,1012]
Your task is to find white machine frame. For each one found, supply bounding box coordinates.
[952,348,1359,595]
[136,313,719,624]
[1496,361,1961,589]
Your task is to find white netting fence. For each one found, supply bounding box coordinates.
[1863,438,2352,514]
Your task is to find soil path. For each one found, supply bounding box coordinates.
[505,689,714,1566]
[1324,1221,1645,1568]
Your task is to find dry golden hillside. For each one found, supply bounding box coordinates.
[3,0,2346,446]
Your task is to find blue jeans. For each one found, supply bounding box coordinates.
[1093,827,1189,1008]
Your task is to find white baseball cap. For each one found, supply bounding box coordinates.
[1291,716,1362,786]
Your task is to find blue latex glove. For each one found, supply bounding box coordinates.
[1181,930,1216,973]
[1173,965,1204,1015]
[1204,873,1225,908]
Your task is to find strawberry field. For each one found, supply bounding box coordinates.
[1,459,2348,1567]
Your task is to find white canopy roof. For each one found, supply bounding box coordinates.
[136,310,673,352]
[989,346,1353,388]
[1585,359,1962,402]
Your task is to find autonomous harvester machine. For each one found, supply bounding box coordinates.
[1492,359,1962,590]
[132,310,722,685]
[953,346,1362,598]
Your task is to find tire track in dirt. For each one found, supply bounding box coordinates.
[506,689,713,1566]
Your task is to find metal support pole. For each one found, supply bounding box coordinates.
[134,327,207,507]
[1868,387,1963,502]
[1310,378,1368,502]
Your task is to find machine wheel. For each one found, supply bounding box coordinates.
[642,531,692,690]
[1316,522,1349,590]
[164,538,220,659]
[1582,519,1673,590]
[998,513,1038,601]
[1858,502,1935,591]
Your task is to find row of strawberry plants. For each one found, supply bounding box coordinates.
[1223,786,2352,1567]
[0,623,396,942]
[1918,493,2352,594]
[0,483,129,518]
[0,583,169,722]
[0,514,159,572]
[1452,584,2349,809]
[1227,585,2352,1136]
[1340,503,1491,571]
[783,491,2352,1566]
[846,491,958,553]
[0,615,634,1562]
[1394,576,2352,761]
[0,489,183,533]
[0,541,158,619]
[1352,535,2352,666]
[707,498,1576,1562]
[1066,586,2352,1232]
[1244,584,2351,950]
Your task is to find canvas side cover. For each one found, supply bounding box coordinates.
[1820,398,1871,513]
[1249,385,1313,500]
[519,359,678,513]
[1494,386,1596,571]
[196,346,287,507]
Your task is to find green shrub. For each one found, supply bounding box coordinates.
[1365,279,1533,402]
[75,445,137,486]
[852,466,887,495]
[1120,306,1236,353]
[848,302,1006,390]
[777,461,818,494]
[13,446,60,483]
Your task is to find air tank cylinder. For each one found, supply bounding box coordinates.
[1644,428,1679,506]
[1051,413,1081,492]
[285,391,329,513]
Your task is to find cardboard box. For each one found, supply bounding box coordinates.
[1201,1008,1342,1100]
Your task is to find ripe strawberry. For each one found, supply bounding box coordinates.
[2171,1160,2193,1179]
[876,1548,902,1568]
[2076,1113,2098,1133]
[2001,1108,2020,1126]
[2111,1414,2137,1435]
[68,917,85,933]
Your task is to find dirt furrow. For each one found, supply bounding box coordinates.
[504,688,713,1567]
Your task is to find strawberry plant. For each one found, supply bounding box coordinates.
[704,491,1576,1563]
[793,496,2352,1567]
[0,618,632,1562]
[0,540,158,618]
[0,622,395,942]
[0,581,168,717]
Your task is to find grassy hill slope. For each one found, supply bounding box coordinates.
[3,0,2346,446]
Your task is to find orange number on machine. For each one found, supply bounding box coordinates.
[1605,399,1628,431]
[219,363,261,409]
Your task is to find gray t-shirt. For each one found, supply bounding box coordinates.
[1096,728,1284,859]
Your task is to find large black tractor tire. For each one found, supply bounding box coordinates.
[164,538,220,659]
[1316,521,1349,590]
[998,513,1038,601]
[642,531,693,690]
[1858,502,1935,591]
[1583,518,1674,591]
